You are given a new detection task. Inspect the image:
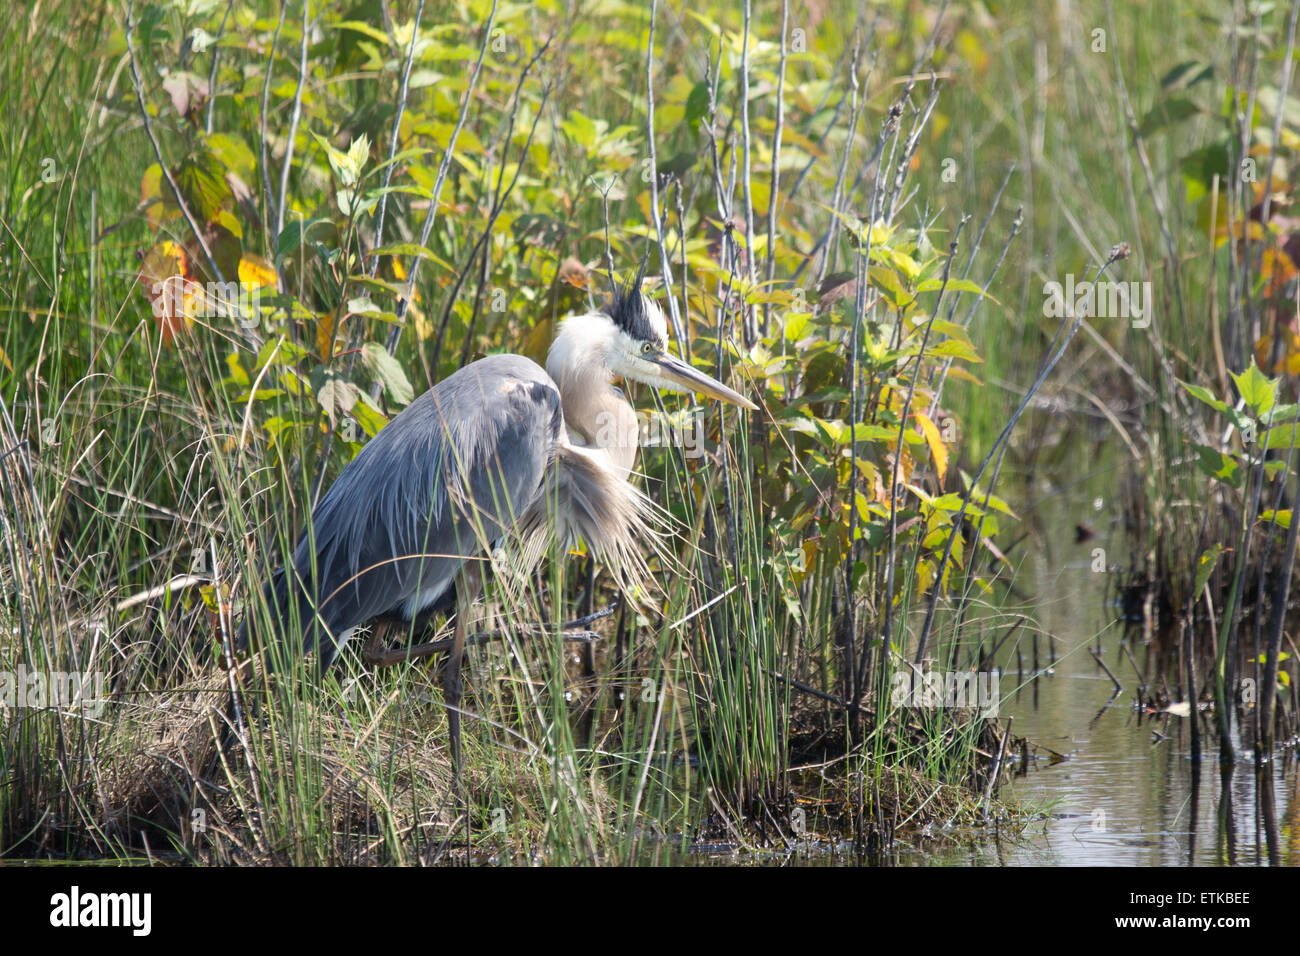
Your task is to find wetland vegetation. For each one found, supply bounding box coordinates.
[1,0,1297,866]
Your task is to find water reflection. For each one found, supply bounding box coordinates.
[970,460,1298,866]
[669,457,1299,867]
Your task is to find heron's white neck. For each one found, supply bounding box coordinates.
[547,314,639,480]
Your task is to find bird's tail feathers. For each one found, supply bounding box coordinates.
[235,564,343,673]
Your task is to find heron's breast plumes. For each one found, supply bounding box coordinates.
[515,433,670,608]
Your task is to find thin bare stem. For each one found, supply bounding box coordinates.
[274,0,311,241]
[384,0,500,360]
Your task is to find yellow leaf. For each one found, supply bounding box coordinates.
[914,558,935,597]
[945,366,983,386]
[316,312,337,359]
[238,253,277,290]
[800,537,819,569]
[915,411,949,484]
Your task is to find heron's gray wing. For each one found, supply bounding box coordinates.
[260,355,562,666]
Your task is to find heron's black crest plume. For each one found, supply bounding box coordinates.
[607,259,658,343]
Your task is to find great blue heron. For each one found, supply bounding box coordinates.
[235,269,756,774]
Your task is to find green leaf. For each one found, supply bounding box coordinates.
[1180,141,1229,203]
[316,377,360,429]
[223,352,249,388]
[175,150,230,221]
[916,277,1000,304]
[685,81,710,127]
[1161,60,1214,92]
[347,275,414,299]
[861,521,887,549]
[561,111,598,149]
[361,343,414,406]
[277,218,332,258]
[1180,380,1229,413]
[1261,423,1300,451]
[1231,362,1277,417]
[838,423,900,445]
[204,132,257,179]
[930,492,983,515]
[869,267,913,309]
[928,339,983,363]
[880,246,921,282]
[350,393,389,438]
[368,242,454,274]
[1192,443,1242,486]
[965,483,1018,518]
[928,319,975,345]
[330,20,394,47]
[1268,402,1300,423]
[1259,509,1292,530]
[213,208,242,239]
[1138,97,1201,137]
[783,310,811,342]
[1194,543,1222,594]
[257,338,310,367]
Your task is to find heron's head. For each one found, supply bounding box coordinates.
[547,273,757,410]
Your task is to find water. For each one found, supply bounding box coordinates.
[971,456,1299,866]
[666,450,1298,867]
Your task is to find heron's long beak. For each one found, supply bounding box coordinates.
[650,352,758,410]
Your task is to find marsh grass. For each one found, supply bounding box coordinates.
[10,0,1245,864]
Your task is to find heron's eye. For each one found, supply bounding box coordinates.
[641,341,655,355]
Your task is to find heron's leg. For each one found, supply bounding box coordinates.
[578,555,598,681]
[360,616,398,664]
[445,561,483,780]
[362,614,454,666]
